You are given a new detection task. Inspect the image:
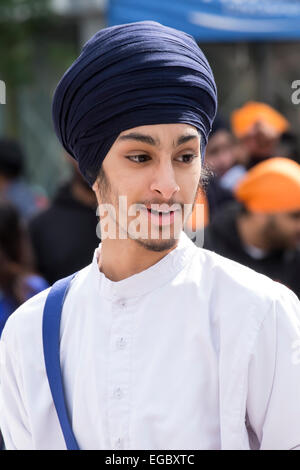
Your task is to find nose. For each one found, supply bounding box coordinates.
[150,160,180,199]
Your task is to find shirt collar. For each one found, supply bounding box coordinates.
[91,230,197,300]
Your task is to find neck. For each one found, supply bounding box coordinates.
[97,236,179,282]
[237,214,269,252]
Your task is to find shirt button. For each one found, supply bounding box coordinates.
[113,387,123,399]
[116,337,127,350]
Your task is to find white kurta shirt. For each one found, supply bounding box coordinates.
[1,231,300,450]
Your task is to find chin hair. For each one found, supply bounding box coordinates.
[133,236,177,252]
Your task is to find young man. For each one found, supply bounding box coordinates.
[1,21,300,451]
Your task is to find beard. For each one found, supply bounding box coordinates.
[134,235,177,252]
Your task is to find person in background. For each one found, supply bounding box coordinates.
[0,139,48,222]
[231,101,289,170]
[203,157,300,298]
[0,200,48,337]
[28,154,99,284]
[203,115,236,220]
[205,115,236,179]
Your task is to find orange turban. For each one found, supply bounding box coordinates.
[235,157,300,213]
[231,102,289,139]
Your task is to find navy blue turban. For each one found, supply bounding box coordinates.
[52,21,217,186]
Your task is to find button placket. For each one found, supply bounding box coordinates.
[113,387,123,399]
[108,297,132,450]
[116,336,127,350]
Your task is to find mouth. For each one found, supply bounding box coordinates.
[146,208,175,215]
[144,202,181,213]
[142,206,180,227]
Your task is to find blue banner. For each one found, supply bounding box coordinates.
[108,0,300,41]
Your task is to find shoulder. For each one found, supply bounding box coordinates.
[193,246,299,327]
[193,247,300,379]
[1,287,50,350]
[197,246,277,294]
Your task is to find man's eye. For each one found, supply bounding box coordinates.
[177,154,197,163]
[126,154,197,164]
[126,155,150,163]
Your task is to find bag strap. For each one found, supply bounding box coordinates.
[42,272,80,450]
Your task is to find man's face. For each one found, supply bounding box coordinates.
[262,211,300,250]
[242,121,280,159]
[205,129,235,177]
[92,123,202,252]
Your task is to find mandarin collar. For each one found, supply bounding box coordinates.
[90,231,197,301]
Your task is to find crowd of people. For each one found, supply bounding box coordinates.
[0,101,299,349]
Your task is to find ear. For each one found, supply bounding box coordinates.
[92,180,98,192]
[91,180,103,207]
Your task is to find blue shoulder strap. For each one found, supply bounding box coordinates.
[42,272,80,450]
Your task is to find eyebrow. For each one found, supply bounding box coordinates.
[117,132,199,147]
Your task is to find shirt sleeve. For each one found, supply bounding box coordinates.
[246,283,300,450]
[0,316,34,450]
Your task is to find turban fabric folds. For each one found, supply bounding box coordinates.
[235,157,300,213]
[52,21,217,186]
